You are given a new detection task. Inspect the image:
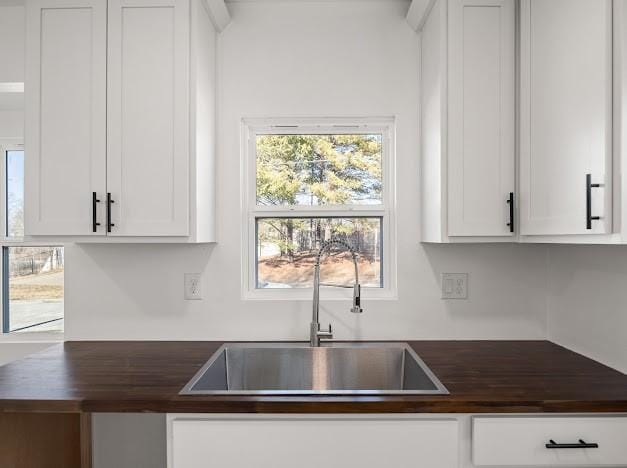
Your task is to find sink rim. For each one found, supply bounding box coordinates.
[179,342,449,396]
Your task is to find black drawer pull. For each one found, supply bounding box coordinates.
[586,174,601,229]
[506,192,514,233]
[92,192,101,233]
[546,439,599,449]
[106,192,115,233]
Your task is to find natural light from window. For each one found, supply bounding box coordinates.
[2,147,64,333]
[245,120,394,294]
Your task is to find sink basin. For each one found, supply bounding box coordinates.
[180,342,449,395]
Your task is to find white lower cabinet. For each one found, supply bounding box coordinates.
[473,416,627,466]
[167,415,459,468]
[166,414,627,468]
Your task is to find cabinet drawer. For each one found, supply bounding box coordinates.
[473,416,627,466]
[170,417,459,468]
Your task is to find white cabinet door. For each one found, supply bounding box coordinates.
[520,0,612,236]
[447,0,515,237]
[170,417,459,468]
[473,417,627,466]
[107,0,190,236]
[25,0,107,236]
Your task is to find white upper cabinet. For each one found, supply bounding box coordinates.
[519,0,613,237]
[107,0,189,237]
[25,0,216,242]
[421,0,516,243]
[448,0,515,237]
[25,0,107,236]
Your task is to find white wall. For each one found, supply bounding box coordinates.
[64,0,549,342]
[0,109,23,138]
[0,5,24,83]
[548,245,627,374]
[0,4,32,368]
[0,5,24,139]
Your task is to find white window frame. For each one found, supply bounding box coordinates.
[0,138,63,341]
[241,117,397,301]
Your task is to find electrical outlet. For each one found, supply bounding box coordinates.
[184,273,202,300]
[441,273,468,299]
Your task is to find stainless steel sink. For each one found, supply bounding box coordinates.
[180,342,449,395]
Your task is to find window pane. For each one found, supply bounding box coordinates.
[256,134,382,206]
[256,217,382,289]
[6,149,24,238]
[5,247,64,333]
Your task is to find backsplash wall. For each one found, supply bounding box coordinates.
[64,1,549,341]
[548,246,627,374]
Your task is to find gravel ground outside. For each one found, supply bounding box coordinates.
[7,270,64,332]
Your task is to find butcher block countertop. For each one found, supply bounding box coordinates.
[0,340,625,414]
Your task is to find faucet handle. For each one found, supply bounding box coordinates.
[317,323,333,339]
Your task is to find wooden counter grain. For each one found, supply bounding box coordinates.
[0,341,625,414]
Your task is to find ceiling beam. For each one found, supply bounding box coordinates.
[406,0,436,31]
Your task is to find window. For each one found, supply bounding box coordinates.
[0,141,64,334]
[6,149,24,238]
[242,118,396,298]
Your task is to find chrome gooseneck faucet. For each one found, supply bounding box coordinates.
[310,239,363,347]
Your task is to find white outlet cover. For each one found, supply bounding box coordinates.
[441,273,468,299]
[184,273,202,300]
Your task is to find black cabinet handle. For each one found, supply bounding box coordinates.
[506,192,514,233]
[106,192,115,233]
[92,192,101,233]
[586,174,601,229]
[546,439,599,449]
